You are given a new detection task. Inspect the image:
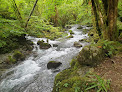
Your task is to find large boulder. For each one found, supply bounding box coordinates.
[74,41,82,48]
[77,46,104,66]
[37,40,51,49]
[47,61,62,69]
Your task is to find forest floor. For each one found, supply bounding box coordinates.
[94,53,122,92]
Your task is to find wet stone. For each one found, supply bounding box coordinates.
[47,61,62,69]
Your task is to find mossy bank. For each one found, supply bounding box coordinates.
[0,35,34,77]
[52,30,122,92]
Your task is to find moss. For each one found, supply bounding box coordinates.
[87,29,100,43]
[53,70,110,92]
[73,62,81,70]
[70,58,77,67]
[77,26,83,29]
[67,35,73,38]
[49,61,56,63]
[37,40,44,45]
[13,50,25,61]
[37,40,51,49]
[77,45,104,66]
[5,56,16,64]
[68,30,74,34]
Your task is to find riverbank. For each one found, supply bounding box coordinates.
[53,54,122,92]
[52,30,122,92]
[0,39,33,78]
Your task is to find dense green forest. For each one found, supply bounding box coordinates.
[0,0,92,54]
[0,0,121,54]
[0,0,122,92]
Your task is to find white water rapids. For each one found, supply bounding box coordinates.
[0,25,90,92]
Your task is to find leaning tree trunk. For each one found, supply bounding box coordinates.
[25,0,38,28]
[11,0,23,27]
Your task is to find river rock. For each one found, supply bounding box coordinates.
[37,40,51,49]
[47,61,62,69]
[77,26,83,29]
[77,46,104,66]
[37,40,44,45]
[53,44,58,47]
[67,35,73,38]
[74,41,82,48]
[79,39,84,42]
[65,25,72,29]
[69,30,74,34]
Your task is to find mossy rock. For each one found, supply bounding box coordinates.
[77,26,83,29]
[88,29,99,43]
[79,38,90,43]
[79,39,84,42]
[68,30,74,34]
[67,35,73,38]
[37,40,44,45]
[13,50,25,61]
[53,44,58,47]
[77,46,104,66]
[82,28,90,34]
[74,41,82,48]
[47,61,62,69]
[86,23,93,27]
[65,25,72,29]
[37,40,51,49]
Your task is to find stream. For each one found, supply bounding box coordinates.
[0,25,90,92]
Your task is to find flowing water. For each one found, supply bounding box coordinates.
[0,25,90,92]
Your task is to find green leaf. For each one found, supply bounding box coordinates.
[75,87,80,92]
[63,83,69,87]
[85,84,98,90]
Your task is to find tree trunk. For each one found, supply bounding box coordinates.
[108,0,118,40]
[91,0,101,36]
[54,5,58,27]
[11,0,23,26]
[25,0,38,28]
[91,0,119,41]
